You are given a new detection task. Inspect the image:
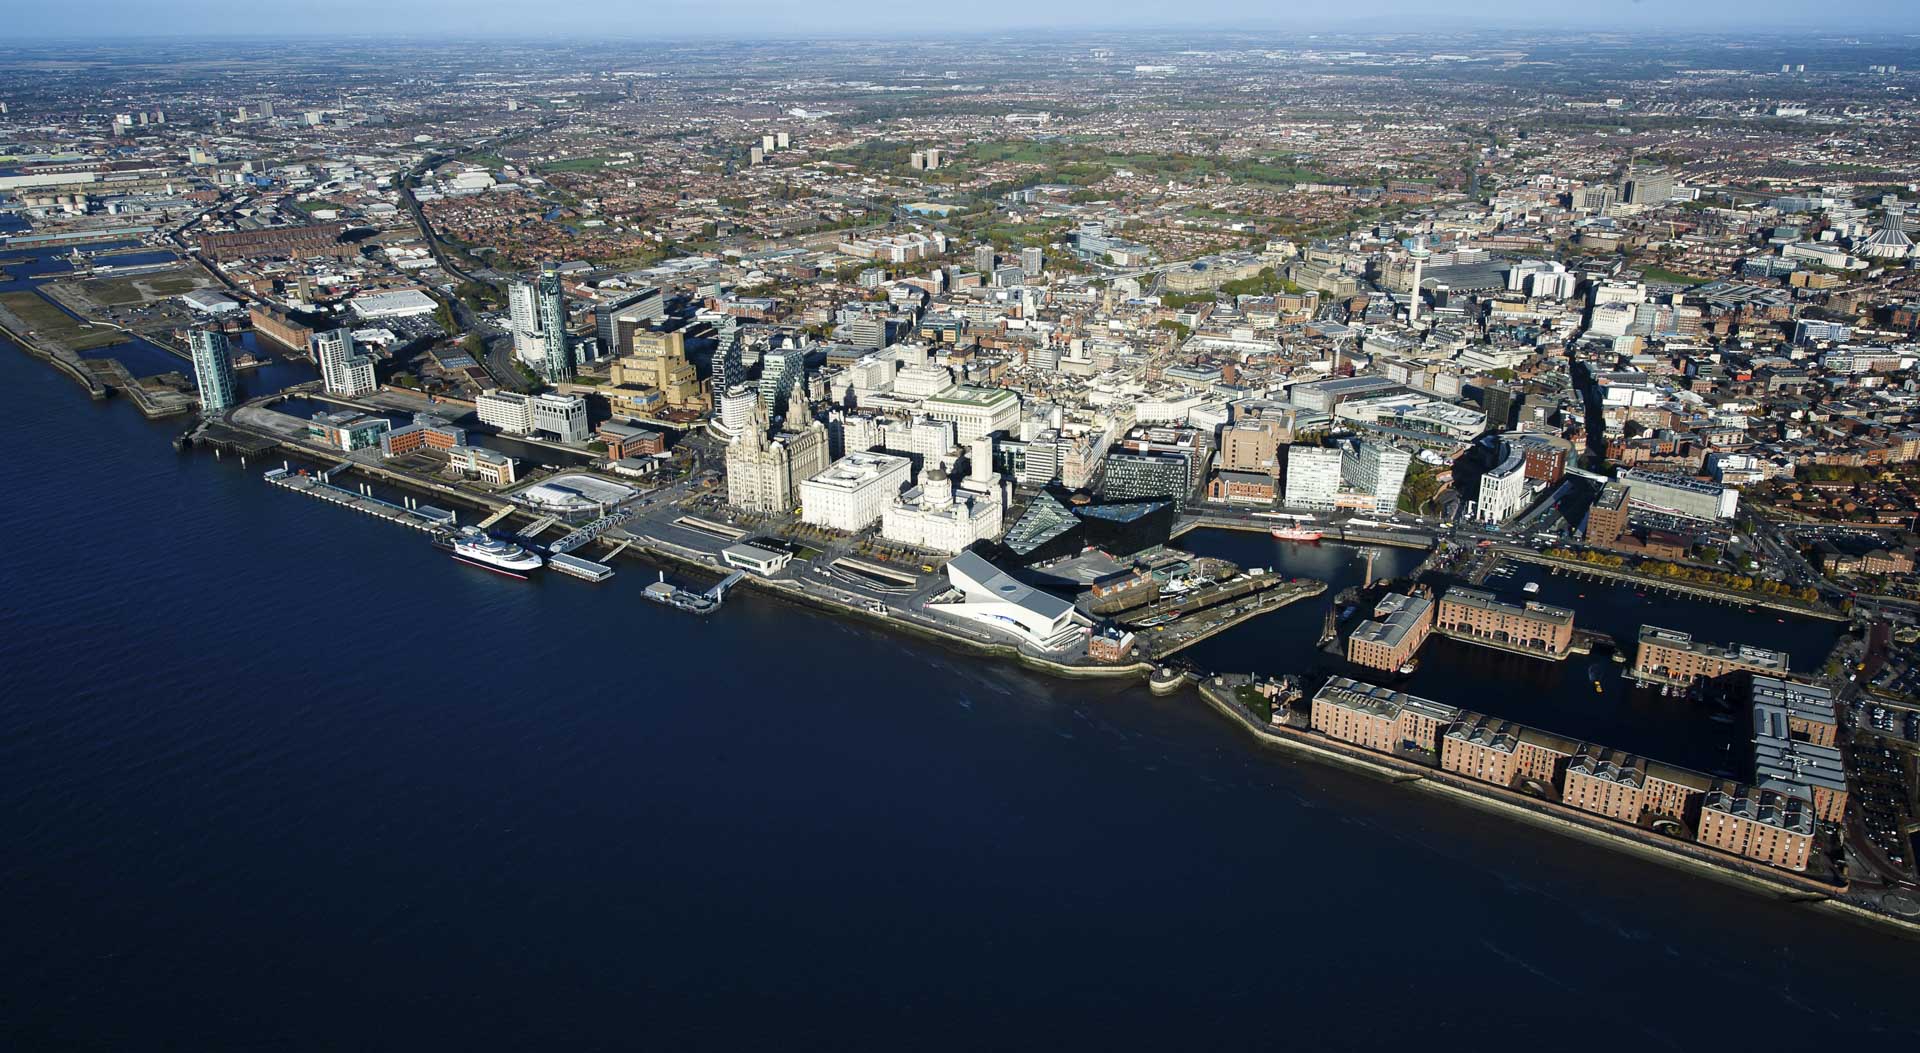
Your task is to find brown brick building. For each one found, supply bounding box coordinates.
[1515,436,1567,485]
[1310,677,1459,755]
[199,223,354,262]
[1434,588,1574,658]
[1584,482,1629,546]
[1633,626,1789,687]
[1750,677,1848,824]
[1217,418,1286,475]
[1696,781,1814,871]
[1441,710,1581,789]
[1440,712,1522,787]
[1561,746,1710,825]
[1346,591,1433,672]
[1206,469,1279,505]
[250,305,315,353]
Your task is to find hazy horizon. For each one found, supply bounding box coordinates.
[8,0,1920,40]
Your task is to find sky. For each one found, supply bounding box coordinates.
[9,0,1919,38]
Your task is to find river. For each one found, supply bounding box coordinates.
[2,337,1916,1049]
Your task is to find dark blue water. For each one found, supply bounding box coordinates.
[3,340,1918,1049]
[0,242,192,378]
[1175,530,1845,773]
[94,250,179,267]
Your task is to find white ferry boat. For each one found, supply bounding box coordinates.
[436,528,544,579]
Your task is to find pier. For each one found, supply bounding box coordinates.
[263,465,457,533]
[548,552,616,582]
[1139,579,1328,659]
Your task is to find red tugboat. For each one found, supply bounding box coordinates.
[1270,525,1324,543]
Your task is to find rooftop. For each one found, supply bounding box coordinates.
[1441,586,1574,626]
[1351,592,1433,652]
[1314,675,1459,725]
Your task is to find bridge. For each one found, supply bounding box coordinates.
[704,571,746,602]
[547,511,633,555]
[517,514,561,540]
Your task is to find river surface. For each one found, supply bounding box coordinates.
[3,338,1918,1049]
[1174,530,1845,773]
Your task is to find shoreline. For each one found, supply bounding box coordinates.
[628,540,1157,681]
[222,426,1920,936]
[1192,676,1920,939]
[21,338,1914,940]
[0,309,110,399]
[233,425,1158,682]
[1504,549,1848,622]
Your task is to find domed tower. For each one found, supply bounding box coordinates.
[921,466,953,509]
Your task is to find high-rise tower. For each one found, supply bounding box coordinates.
[312,327,375,397]
[1407,237,1431,325]
[535,263,573,383]
[188,327,236,415]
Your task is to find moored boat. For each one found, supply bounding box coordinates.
[436,527,544,579]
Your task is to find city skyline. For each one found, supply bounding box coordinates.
[6,18,1920,1048]
[8,0,1919,38]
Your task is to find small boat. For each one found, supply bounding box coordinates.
[1523,581,1540,594]
[1398,658,1420,675]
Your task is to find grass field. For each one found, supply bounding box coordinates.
[1637,265,1711,286]
[78,270,208,306]
[0,291,129,350]
[539,155,612,173]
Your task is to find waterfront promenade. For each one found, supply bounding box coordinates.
[7,324,1909,936]
[1192,675,1920,935]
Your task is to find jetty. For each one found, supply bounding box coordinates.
[263,464,457,533]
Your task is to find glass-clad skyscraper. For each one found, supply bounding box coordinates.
[536,264,573,383]
[189,327,236,415]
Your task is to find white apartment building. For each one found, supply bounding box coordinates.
[884,416,957,463]
[1477,449,1529,523]
[892,363,956,399]
[1341,438,1412,514]
[800,451,913,532]
[1284,446,1343,510]
[312,327,376,397]
[530,392,590,444]
[476,390,534,434]
[507,280,545,364]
